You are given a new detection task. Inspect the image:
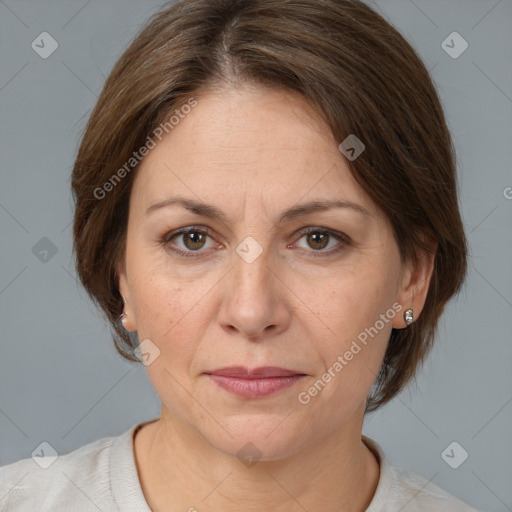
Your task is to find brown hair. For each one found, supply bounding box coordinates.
[71,0,468,413]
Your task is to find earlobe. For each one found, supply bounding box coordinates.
[116,261,137,332]
[116,258,132,307]
[119,308,135,332]
[119,298,137,332]
[393,237,437,329]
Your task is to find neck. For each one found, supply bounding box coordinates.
[134,406,380,512]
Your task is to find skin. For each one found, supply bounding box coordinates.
[117,84,436,512]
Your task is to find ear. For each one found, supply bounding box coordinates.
[392,235,438,329]
[115,259,137,332]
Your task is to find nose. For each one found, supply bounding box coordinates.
[216,247,291,341]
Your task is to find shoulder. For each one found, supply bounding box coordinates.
[362,436,481,512]
[387,464,481,511]
[0,429,125,511]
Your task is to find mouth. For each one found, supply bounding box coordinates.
[204,366,307,398]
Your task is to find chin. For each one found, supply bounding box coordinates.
[202,413,312,463]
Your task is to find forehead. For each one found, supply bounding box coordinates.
[132,86,376,218]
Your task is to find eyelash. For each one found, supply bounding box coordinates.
[160,226,351,259]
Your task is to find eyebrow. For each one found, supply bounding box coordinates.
[145,196,370,223]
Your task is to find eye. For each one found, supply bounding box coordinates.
[292,227,350,257]
[163,227,219,257]
[161,226,351,259]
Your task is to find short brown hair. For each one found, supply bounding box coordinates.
[71,0,468,413]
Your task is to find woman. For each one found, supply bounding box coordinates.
[0,0,480,510]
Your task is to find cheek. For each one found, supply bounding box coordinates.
[294,257,398,346]
[129,262,218,374]
[295,286,393,427]
[132,276,179,338]
[292,256,398,406]
[128,244,199,337]
[132,273,204,411]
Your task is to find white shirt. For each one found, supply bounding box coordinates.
[0,420,480,511]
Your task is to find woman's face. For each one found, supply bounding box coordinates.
[118,85,420,460]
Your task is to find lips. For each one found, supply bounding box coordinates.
[204,366,306,398]
[206,366,304,378]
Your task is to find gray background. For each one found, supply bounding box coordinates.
[0,0,511,510]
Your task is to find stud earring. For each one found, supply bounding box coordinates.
[119,297,128,324]
[404,307,414,327]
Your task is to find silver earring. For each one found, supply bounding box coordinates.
[404,307,414,327]
[119,311,127,323]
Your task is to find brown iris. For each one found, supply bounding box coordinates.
[306,232,329,250]
[183,232,206,250]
